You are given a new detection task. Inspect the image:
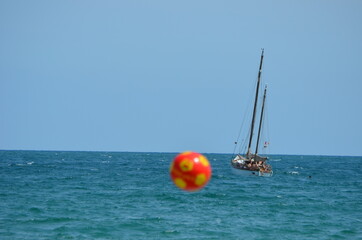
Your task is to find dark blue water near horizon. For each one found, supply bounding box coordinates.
[1,151,361,239]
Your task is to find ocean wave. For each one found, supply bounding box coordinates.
[270,159,281,161]
[162,229,180,234]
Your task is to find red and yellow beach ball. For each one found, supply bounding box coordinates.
[170,151,212,192]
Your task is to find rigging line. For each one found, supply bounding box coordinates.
[261,115,268,154]
[233,101,251,153]
[240,127,250,154]
[232,76,257,156]
[255,85,267,154]
[264,97,271,153]
[260,87,270,155]
[259,84,268,155]
[247,49,264,156]
[232,110,250,158]
[238,78,258,155]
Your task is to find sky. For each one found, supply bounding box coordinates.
[1,0,361,156]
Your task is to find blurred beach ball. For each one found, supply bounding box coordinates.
[170,151,212,192]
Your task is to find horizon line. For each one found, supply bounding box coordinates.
[0,148,361,158]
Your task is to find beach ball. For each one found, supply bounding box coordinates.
[170,151,212,192]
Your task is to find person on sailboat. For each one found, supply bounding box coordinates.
[247,162,252,168]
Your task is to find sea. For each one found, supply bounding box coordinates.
[0,151,361,240]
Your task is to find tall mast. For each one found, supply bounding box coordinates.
[247,49,264,157]
[255,85,267,155]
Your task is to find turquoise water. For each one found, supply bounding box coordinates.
[1,151,361,239]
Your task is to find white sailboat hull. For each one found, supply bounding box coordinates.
[231,166,273,177]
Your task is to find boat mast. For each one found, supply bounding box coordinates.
[255,85,267,155]
[247,49,264,157]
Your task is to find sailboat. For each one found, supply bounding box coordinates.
[231,49,273,177]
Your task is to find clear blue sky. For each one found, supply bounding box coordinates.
[1,0,361,156]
